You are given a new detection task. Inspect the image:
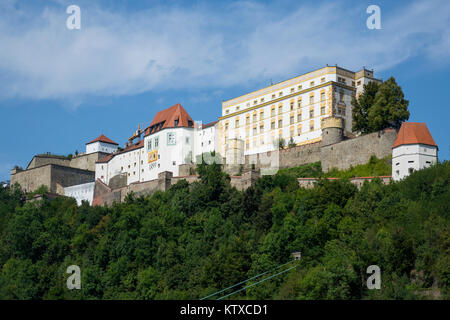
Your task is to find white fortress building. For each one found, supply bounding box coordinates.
[18,64,435,205]
[86,134,119,154]
[95,103,219,186]
[219,65,380,155]
[392,122,438,181]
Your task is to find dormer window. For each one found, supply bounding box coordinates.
[174,119,179,127]
[188,120,193,127]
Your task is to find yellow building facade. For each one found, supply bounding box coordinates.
[218,65,380,155]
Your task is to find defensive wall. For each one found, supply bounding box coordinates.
[11,164,95,194]
[225,128,397,174]
[10,152,108,194]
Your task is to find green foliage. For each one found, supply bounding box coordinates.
[369,77,410,131]
[352,81,380,134]
[352,77,409,133]
[278,162,323,178]
[288,137,296,148]
[278,156,391,179]
[0,161,448,300]
[325,155,392,178]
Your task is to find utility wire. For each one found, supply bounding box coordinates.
[217,264,299,300]
[200,259,297,300]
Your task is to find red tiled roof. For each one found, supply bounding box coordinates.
[202,121,218,129]
[145,103,194,136]
[96,140,144,163]
[392,122,437,148]
[86,134,118,145]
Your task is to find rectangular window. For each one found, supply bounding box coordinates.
[271,121,275,130]
[272,94,276,99]
[321,92,325,101]
[298,85,302,90]
[297,113,301,122]
[155,137,159,148]
[321,106,326,115]
[279,92,283,97]
[310,95,314,104]
[260,112,264,120]
[246,116,250,125]
[310,122,314,131]
[290,116,294,125]
[310,109,314,118]
[290,102,294,111]
[310,81,314,87]
[260,125,264,133]
[167,132,176,145]
[340,91,344,102]
[278,106,283,114]
[291,88,295,93]
[297,126,302,136]
[321,77,325,83]
[147,139,152,150]
[278,119,283,128]
[253,127,257,135]
[298,99,302,108]
[235,119,239,128]
[271,108,275,117]
[253,114,257,122]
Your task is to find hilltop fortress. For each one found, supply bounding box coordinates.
[10,65,439,205]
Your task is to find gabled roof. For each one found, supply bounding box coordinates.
[202,121,218,129]
[145,103,194,136]
[392,122,437,148]
[86,134,118,145]
[96,140,144,163]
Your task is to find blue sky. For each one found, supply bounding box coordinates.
[0,0,449,181]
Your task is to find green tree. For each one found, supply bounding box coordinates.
[288,137,296,148]
[368,77,410,131]
[352,81,380,134]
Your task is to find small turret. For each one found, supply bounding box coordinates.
[321,117,343,147]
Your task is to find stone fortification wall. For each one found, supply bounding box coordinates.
[321,129,397,172]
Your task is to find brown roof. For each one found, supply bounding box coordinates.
[86,134,118,145]
[202,121,218,129]
[145,103,194,136]
[392,122,437,148]
[96,140,144,163]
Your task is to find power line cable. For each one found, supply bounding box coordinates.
[217,264,299,300]
[200,259,297,300]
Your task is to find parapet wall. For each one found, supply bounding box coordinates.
[26,152,108,171]
[92,170,262,206]
[11,164,95,194]
[298,176,392,190]
[320,129,397,172]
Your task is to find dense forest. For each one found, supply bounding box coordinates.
[0,160,448,300]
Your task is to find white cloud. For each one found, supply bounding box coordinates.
[0,0,448,102]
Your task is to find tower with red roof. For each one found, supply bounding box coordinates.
[392,122,438,181]
[86,134,119,155]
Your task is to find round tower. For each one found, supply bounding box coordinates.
[321,117,343,146]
